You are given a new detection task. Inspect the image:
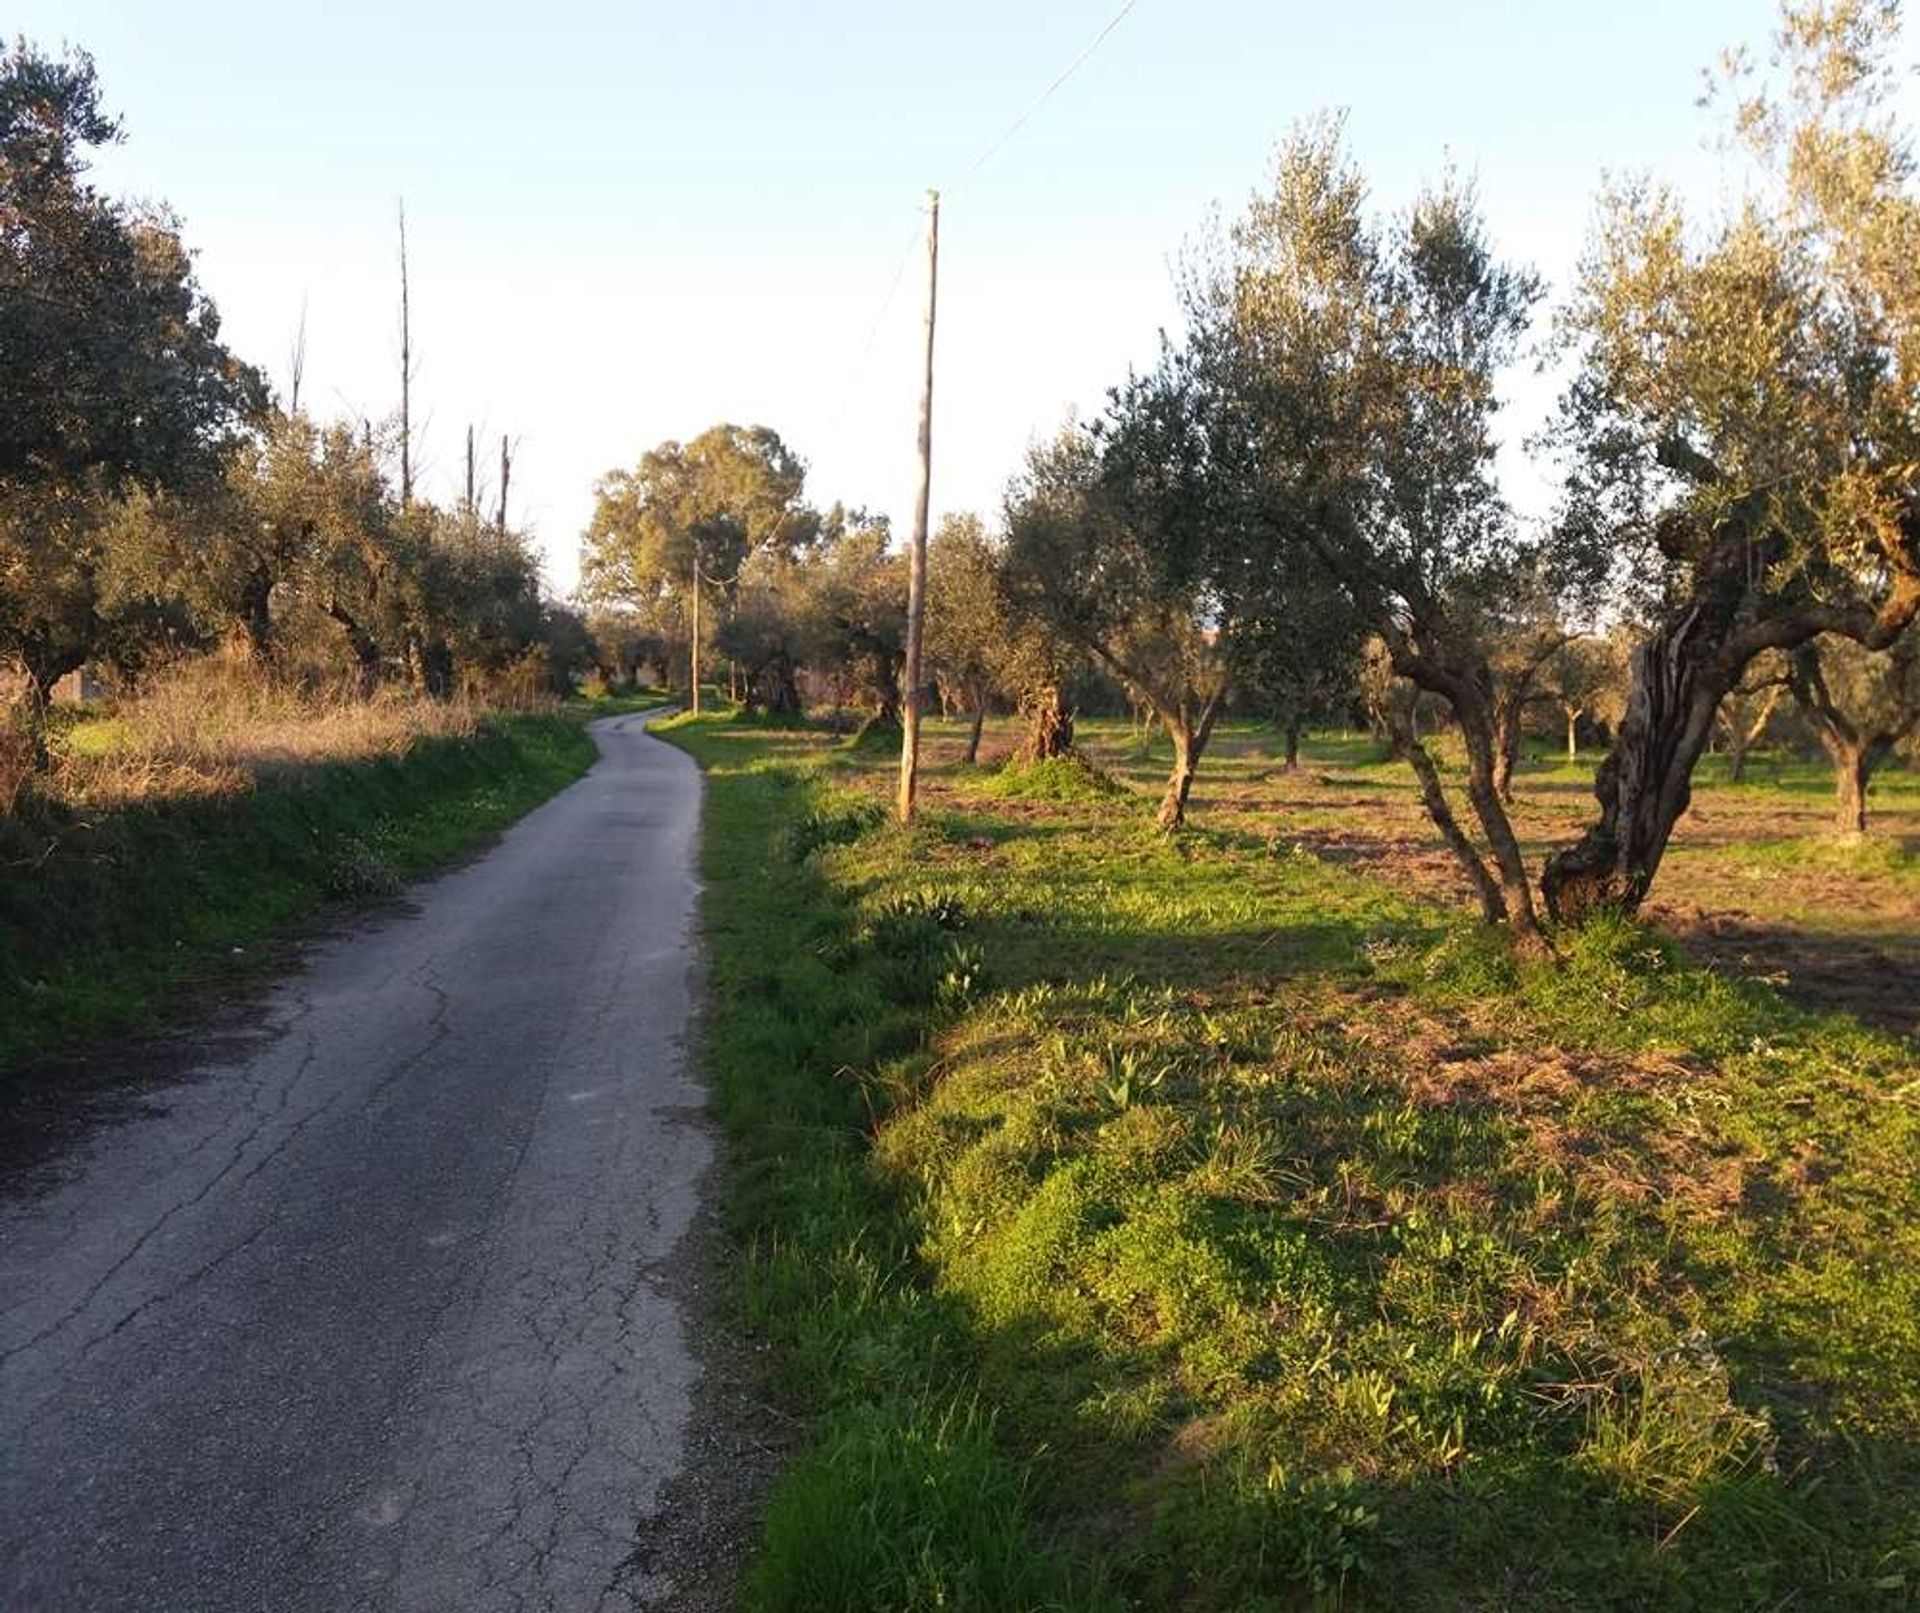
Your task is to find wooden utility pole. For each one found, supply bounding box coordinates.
[897,188,939,825]
[397,201,414,508]
[464,424,476,516]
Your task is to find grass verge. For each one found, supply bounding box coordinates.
[662,716,1102,1611]
[0,698,659,1070]
[665,713,1920,1611]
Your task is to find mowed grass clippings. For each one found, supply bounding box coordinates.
[0,696,663,1070]
[665,711,1920,1611]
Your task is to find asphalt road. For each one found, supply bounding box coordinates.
[0,712,711,1612]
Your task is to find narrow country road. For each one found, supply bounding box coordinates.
[0,713,710,1612]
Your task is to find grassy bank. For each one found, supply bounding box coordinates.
[664,712,1920,1611]
[0,697,660,1070]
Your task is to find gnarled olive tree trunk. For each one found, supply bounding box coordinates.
[754,652,803,717]
[240,565,276,665]
[1541,601,1737,923]
[1543,540,1920,921]
[1016,683,1074,762]
[326,599,383,696]
[1830,743,1878,836]
[14,627,90,769]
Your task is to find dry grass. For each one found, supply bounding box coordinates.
[0,725,33,817]
[23,655,512,812]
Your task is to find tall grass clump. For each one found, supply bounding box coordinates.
[40,656,494,810]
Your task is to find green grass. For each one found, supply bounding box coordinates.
[0,696,660,1070]
[982,751,1125,803]
[664,712,1920,1611]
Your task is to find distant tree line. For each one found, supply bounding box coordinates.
[1,41,589,761]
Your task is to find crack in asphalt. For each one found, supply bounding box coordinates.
[0,994,321,1371]
[0,715,711,1613]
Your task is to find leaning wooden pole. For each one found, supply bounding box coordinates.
[897,188,940,825]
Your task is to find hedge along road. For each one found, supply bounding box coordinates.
[0,712,709,1612]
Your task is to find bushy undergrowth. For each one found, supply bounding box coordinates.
[29,657,497,811]
[782,788,885,862]
[666,715,1920,1611]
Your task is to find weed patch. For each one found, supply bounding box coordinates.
[984,752,1124,803]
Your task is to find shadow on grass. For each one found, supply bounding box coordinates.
[670,719,1920,1611]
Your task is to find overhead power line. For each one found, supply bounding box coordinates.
[798,0,1140,561]
[823,0,1140,426]
[836,211,930,409]
[946,0,1140,194]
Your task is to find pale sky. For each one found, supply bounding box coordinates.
[20,0,1834,593]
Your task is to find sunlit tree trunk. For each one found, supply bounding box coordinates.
[1154,691,1226,830]
[1543,614,1729,923]
[1383,633,1547,949]
[1832,742,1873,836]
[327,601,382,696]
[1493,698,1522,803]
[240,566,276,664]
[1017,683,1074,762]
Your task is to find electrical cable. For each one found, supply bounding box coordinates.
[943,0,1139,197]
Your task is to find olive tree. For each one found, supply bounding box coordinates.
[795,512,907,723]
[1542,1,1920,918]
[1196,122,1558,941]
[0,41,261,725]
[1003,371,1233,829]
[1788,631,1920,832]
[922,513,1008,764]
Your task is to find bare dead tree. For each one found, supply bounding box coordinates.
[288,293,308,416]
[397,201,414,508]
